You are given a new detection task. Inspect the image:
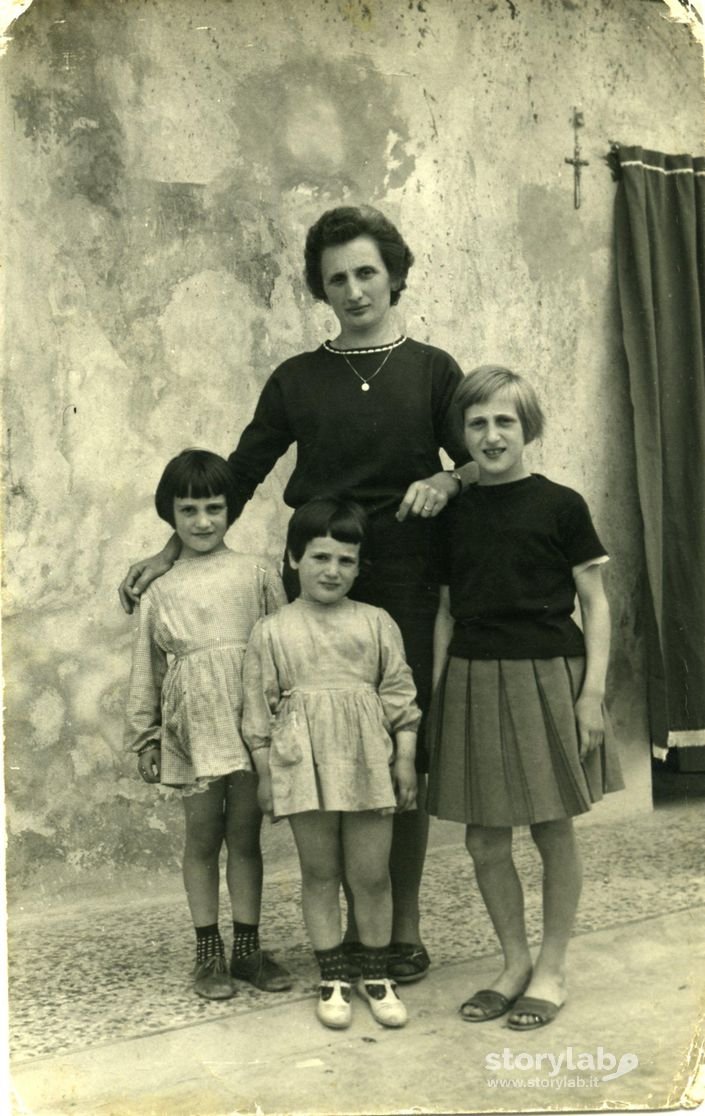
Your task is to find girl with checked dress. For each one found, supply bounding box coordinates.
[125,449,291,1001]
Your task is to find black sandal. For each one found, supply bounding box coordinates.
[459,988,515,1022]
[387,942,431,983]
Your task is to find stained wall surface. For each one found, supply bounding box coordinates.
[2,0,703,897]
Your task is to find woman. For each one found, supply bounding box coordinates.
[120,205,474,982]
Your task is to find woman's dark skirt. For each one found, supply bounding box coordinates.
[426,656,624,827]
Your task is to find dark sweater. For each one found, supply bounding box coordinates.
[227,338,469,517]
[435,474,607,660]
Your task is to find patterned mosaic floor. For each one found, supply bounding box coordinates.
[8,799,705,1064]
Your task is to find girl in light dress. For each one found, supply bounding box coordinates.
[125,449,291,1001]
[427,367,624,1031]
[242,497,420,1030]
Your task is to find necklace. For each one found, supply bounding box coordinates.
[324,336,406,392]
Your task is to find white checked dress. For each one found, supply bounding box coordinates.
[125,548,286,790]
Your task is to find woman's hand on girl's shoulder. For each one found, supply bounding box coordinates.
[119,554,169,614]
[119,535,182,614]
[396,471,458,522]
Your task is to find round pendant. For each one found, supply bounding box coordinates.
[361,382,370,392]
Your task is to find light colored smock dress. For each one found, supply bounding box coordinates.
[125,548,286,790]
[242,597,421,815]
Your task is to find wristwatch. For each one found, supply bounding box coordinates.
[447,469,463,494]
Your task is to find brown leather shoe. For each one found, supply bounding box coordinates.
[193,954,235,1000]
[229,948,292,992]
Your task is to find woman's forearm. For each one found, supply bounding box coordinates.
[162,532,182,563]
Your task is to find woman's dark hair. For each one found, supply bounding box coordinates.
[154,449,239,527]
[454,365,545,444]
[304,206,414,306]
[286,497,369,562]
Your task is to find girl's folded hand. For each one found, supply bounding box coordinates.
[137,745,161,783]
[393,756,418,812]
[574,692,605,759]
[256,772,274,816]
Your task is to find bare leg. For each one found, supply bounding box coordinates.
[223,771,263,924]
[289,811,343,950]
[463,825,533,1016]
[342,812,394,946]
[182,781,226,926]
[344,777,429,947]
[512,817,581,1019]
[343,811,408,1026]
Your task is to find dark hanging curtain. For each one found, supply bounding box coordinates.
[612,144,705,756]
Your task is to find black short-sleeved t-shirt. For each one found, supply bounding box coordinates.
[434,474,607,660]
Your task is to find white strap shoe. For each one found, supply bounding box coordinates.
[358,978,408,1027]
[316,980,352,1029]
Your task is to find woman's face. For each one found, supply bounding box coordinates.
[320,235,396,340]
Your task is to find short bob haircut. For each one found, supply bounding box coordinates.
[454,365,545,444]
[154,448,239,528]
[304,206,414,307]
[286,496,369,563]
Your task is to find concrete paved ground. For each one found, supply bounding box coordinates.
[8,792,705,1115]
[10,907,704,1116]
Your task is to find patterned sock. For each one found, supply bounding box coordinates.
[314,944,349,982]
[195,923,224,962]
[232,921,260,960]
[360,944,388,982]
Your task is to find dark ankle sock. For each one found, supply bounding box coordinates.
[360,944,388,982]
[195,923,224,962]
[232,921,260,960]
[314,944,349,982]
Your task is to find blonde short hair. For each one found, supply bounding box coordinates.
[454,365,545,443]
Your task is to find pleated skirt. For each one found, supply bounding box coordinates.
[426,657,624,827]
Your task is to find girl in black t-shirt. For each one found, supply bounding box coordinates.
[427,365,624,1032]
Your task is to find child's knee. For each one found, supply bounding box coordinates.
[348,864,391,899]
[185,830,223,860]
[529,817,574,852]
[465,825,512,868]
[301,858,342,890]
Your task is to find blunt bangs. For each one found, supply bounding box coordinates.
[286,497,369,562]
[154,449,238,527]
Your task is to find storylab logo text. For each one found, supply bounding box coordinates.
[485,1047,639,1090]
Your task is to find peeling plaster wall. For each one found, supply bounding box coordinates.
[2,0,703,897]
